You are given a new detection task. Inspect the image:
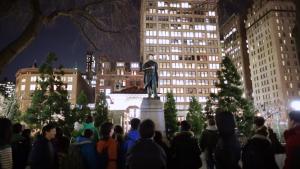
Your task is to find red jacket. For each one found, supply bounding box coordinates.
[284,125,300,169]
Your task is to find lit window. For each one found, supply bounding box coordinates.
[21,85,25,91]
[105,89,111,94]
[67,77,73,82]
[67,85,72,91]
[21,78,26,83]
[31,76,37,82]
[30,84,36,91]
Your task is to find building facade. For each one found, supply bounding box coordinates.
[95,56,144,101]
[246,0,300,116]
[140,0,221,115]
[15,68,94,112]
[82,51,97,88]
[221,14,253,99]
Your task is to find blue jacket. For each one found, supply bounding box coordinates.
[76,137,98,169]
[124,130,140,152]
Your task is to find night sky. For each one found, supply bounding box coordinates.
[0,0,244,82]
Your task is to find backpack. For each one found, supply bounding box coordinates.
[98,143,109,169]
[61,144,86,169]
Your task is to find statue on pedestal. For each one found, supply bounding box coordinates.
[142,59,159,99]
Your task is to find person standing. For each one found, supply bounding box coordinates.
[29,123,58,169]
[124,118,140,152]
[242,126,279,169]
[76,129,98,169]
[214,111,241,169]
[113,125,126,169]
[126,119,166,169]
[97,122,118,169]
[171,121,202,169]
[200,118,219,169]
[283,110,300,169]
[0,118,13,169]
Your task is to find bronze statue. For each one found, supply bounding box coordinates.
[142,59,159,99]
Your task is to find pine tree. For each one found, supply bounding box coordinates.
[212,56,255,136]
[204,96,214,117]
[186,96,205,138]
[94,92,109,128]
[23,53,74,132]
[164,92,178,139]
[74,91,91,123]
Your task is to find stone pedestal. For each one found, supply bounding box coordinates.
[140,98,165,134]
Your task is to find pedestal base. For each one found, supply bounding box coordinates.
[140,98,165,134]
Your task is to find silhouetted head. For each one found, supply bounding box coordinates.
[180,120,191,132]
[130,118,141,130]
[13,123,23,134]
[254,116,265,127]
[84,129,93,138]
[42,123,56,140]
[139,119,155,139]
[100,122,113,140]
[215,111,236,137]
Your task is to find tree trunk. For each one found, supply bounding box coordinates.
[0,0,44,73]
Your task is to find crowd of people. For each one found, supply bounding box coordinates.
[0,110,300,169]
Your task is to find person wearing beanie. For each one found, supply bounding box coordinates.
[214,111,241,169]
[242,125,279,169]
[283,110,300,169]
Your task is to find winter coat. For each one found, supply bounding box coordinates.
[126,138,166,169]
[29,135,58,169]
[76,137,98,169]
[124,130,140,152]
[284,125,300,169]
[97,138,118,169]
[200,126,219,159]
[11,134,31,169]
[171,131,202,169]
[242,134,279,169]
[215,135,241,169]
[81,123,99,142]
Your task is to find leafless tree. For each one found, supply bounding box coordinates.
[0,0,139,72]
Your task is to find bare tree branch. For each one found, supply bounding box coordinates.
[71,17,99,51]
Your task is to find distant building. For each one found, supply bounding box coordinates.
[0,80,15,98]
[82,51,97,88]
[246,0,300,115]
[15,68,94,112]
[95,56,144,101]
[220,14,253,99]
[140,0,221,116]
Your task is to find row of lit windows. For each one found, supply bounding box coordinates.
[145,47,219,54]
[145,15,216,23]
[159,71,217,78]
[20,84,72,91]
[159,79,218,86]
[21,76,73,83]
[145,32,217,39]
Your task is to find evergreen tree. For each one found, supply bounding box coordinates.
[94,92,109,128]
[164,92,178,139]
[23,53,74,133]
[204,96,214,117]
[73,91,91,123]
[212,56,255,136]
[186,96,205,137]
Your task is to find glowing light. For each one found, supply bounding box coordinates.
[290,100,300,111]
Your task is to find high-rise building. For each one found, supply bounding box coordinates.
[15,68,94,112]
[246,0,300,116]
[83,51,97,88]
[220,14,253,99]
[140,0,221,116]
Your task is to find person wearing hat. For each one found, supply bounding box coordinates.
[283,110,300,169]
